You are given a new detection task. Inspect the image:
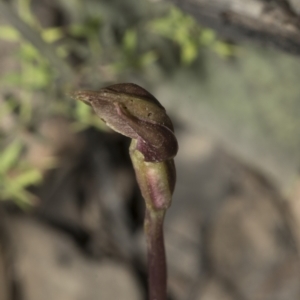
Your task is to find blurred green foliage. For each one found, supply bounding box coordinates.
[0,140,42,208]
[149,7,234,64]
[0,0,232,206]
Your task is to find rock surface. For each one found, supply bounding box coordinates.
[6,216,142,300]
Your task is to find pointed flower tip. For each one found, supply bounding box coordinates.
[68,90,94,106]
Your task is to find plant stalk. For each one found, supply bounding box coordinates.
[145,208,167,300]
[71,84,177,300]
[129,140,172,300]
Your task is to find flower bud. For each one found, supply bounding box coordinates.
[71,83,178,163]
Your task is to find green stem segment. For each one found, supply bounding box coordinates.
[130,140,174,300]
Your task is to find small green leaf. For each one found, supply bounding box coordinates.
[123,29,137,53]
[42,27,64,43]
[0,141,23,174]
[2,187,36,208]
[199,29,216,46]
[213,41,234,57]
[19,43,40,60]
[181,41,198,65]
[0,26,20,41]
[21,63,51,89]
[10,169,42,189]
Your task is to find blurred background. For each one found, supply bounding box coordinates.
[1,0,300,299]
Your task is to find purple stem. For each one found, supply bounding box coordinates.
[145,209,167,300]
